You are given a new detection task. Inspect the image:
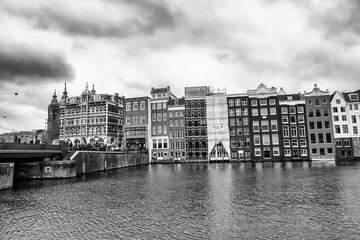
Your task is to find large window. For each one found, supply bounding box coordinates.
[260,108,268,116]
[291,125,297,137]
[299,125,306,137]
[254,135,261,145]
[262,134,270,145]
[253,121,260,132]
[283,126,289,137]
[261,120,269,131]
[271,120,278,131]
[272,134,279,144]
[252,109,258,116]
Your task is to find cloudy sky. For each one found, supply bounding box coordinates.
[1,0,360,132]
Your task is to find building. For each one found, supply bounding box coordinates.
[227,94,251,161]
[331,90,360,160]
[57,83,124,147]
[206,93,231,161]
[185,86,210,161]
[303,84,335,160]
[123,97,151,151]
[278,89,310,161]
[168,97,186,161]
[150,86,176,162]
[46,90,60,144]
[248,83,281,161]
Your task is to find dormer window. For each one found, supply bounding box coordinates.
[287,96,293,101]
[350,94,359,101]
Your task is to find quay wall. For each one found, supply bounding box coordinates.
[0,163,14,190]
[14,151,149,179]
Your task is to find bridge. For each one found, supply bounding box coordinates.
[0,142,68,190]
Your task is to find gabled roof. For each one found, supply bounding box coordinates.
[168,97,185,106]
[278,93,302,101]
[151,87,169,94]
[303,84,329,97]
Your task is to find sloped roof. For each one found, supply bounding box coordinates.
[343,89,360,102]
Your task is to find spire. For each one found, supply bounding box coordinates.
[50,89,58,105]
[82,82,92,96]
[62,82,68,100]
[91,84,96,94]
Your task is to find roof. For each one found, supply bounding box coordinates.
[278,93,302,101]
[168,97,185,106]
[151,87,169,94]
[303,84,330,97]
[342,89,360,103]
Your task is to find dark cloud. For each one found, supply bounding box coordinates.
[3,0,182,38]
[0,44,74,84]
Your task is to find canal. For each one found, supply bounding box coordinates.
[1,162,360,239]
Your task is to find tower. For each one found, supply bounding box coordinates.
[46,90,60,143]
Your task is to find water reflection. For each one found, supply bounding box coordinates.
[2,162,360,239]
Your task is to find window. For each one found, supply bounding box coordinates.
[152,114,156,122]
[312,148,317,154]
[309,110,314,117]
[243,118,249,125]
[242,99,247,105]
[163,102,167,109]
[252,108,258,116]
[307,99,312,105]
[342,115,347,121]
[350,94,359,101]
[251,100,258,106]
[281,107,288,114]
[260,99,267,105]
[262,134,270,145]
[255,148,261,156]
[298,115,304,123]
[235,98,241,106]
[152,126,156,135]
[282,116,288,123]
[333,107,338,113]
[324,133,331,144]
[229,109,235,116]
[157,113,162,121]
[269,99,276,105]
[317,121,323,129]
[228,99,234,106]
[320,148,325,156]
[322,98,327,104]
[336,99,341,104]
[291,125,297,137]
[334,116,339,121]
[133,102,138,111]
[260,108,268,116]
[140,101,146,110]
[323,109,329,117]
[316,110,321,117]
[230,119,235,126]
[328,148,333,154]
[315,99,320,105]
[163,113,167,121]
[297,106,304,113]
[311,134,316,144]
[301,149,308,156]
[285,149,291,156]
[289,107,296,114]
[324,121,330,129]
[271,120,278,131]
[283,126,289,137]
[284,139,290,147]
[273,147,280,156]
[344,139,350,147]
[140,115,146,124]
[309,122,315,129]
[169,120,173,127]
[157,103,161,109]
[299,125,306,137]
[335,125,341,134]
[341,107,346,112]
[242,108,248,116]
[126,102,131,111]
[157,126,162,135]
[272,134,279,144]
[290,116,296,124]
[355,105,359,111]
[300,139,307,147]
[292,139,298,147]
[270,107,276,115]
[336,139,342,147]
[354,126,358,135]
[254,135,261,145]
[236,108,242,116]
[318,133,324,143]
[261,120,269,131]
[352,115,357,123]
[342,125,349,134]
[253,121,260,132]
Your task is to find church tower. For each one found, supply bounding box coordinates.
[46,89,60,143]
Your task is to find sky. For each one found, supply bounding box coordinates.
[1,0,360,133]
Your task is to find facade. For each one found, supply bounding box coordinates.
[168,98,186,161]
[150,86,176,162]
[303,84,335,160]
[185,86,210,161]
[227,94,251,161]
[123,97,151,151]
[57,83,124,146]
[248,83,281,161]
[331,90,360,160]
[278,89,310,161]
[206,94,230,161]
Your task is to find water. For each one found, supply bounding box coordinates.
[2,162,360,239]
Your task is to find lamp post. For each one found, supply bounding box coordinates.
[62,83,68,141]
